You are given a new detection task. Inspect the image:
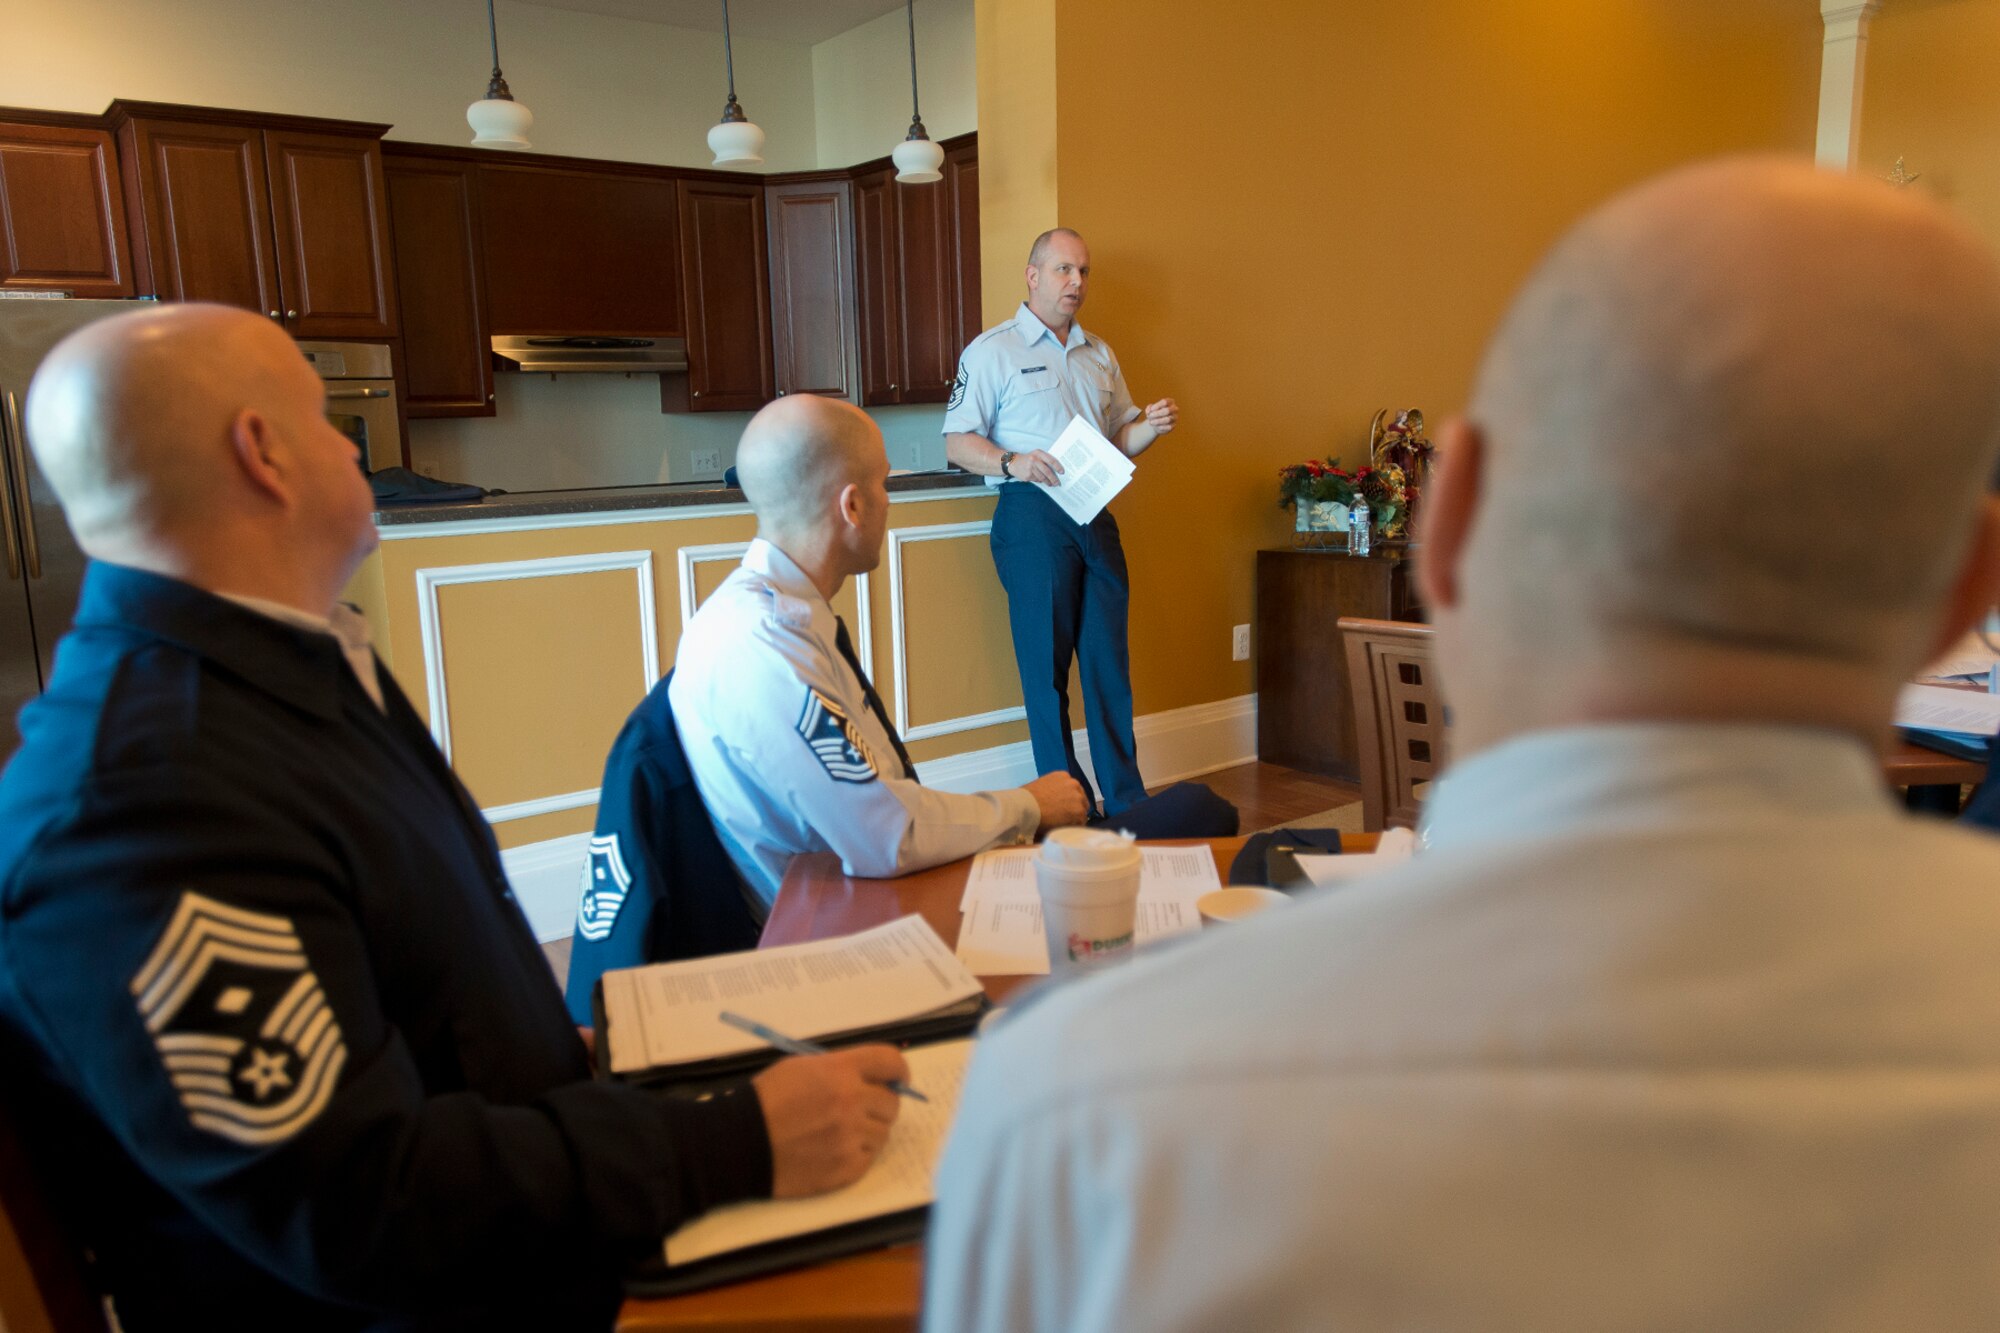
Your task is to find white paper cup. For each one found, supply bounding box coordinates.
[1196,886,1292,926]
[1035,827,1142,970]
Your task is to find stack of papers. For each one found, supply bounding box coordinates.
[1893,683,2000,760]
[1040,415,1136,526]
[954,844,1221,975]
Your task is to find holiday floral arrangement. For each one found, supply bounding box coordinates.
[1275,408,1435,543]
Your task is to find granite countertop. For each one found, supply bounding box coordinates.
[373,468,987,526]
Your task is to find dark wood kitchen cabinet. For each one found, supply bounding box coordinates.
[383,150,493,417]
[479,161,681,337]
[765,177,860,402]
[0,115,135,298]
[853,134,980,407]
[109,102,398,339]
[676,177,772,412]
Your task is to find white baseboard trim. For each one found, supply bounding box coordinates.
[501,831,592,944]
[509,693,1258,943]
[917,691,1259,794]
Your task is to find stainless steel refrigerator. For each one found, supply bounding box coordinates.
[0,298,148,759]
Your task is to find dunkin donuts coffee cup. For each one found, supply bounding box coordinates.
[1035,827,1142,970]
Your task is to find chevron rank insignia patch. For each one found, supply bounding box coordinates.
[796,687,882,784]
[948,364,967,411]
[130,892,347,1149]
[575,835,632,942]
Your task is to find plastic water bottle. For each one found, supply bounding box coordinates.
[1348,497,1371,556]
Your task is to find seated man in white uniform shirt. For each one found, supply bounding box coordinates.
[671,395,1090,904]
[926,159,2000,1332]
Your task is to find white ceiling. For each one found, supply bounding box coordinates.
[518,0,908,45]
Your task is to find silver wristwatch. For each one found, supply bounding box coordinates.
[999,451,1017,480]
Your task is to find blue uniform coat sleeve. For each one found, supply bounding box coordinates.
[0,762,765,1320]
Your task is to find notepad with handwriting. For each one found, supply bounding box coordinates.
[661,1037,974,1267]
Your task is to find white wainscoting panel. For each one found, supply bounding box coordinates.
[886,520,1023,741]
[414,549,658,821]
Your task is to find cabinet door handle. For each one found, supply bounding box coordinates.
[0,391,21,581]
[3,391,38,579]
[285,309,298,319]
[889,383,898,390]
[269,310,281,319]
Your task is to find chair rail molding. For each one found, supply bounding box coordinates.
[415,549,659,822]
[1817,0,1882,169]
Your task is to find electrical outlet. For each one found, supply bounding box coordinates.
[1232,624,1251,661]
[690,448,722,478]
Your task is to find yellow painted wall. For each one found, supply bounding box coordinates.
[1860,0,2000,248]
[358,492,1026,850]
[1030,0,1821,717]
[974,0,1059,324]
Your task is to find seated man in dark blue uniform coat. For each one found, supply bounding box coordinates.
[0,304,908,1330]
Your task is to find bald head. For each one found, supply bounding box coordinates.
[1027,228,1084,269]
[28,304,322,553]
[25,302,376,609]
[736,395,887,550]
[1454,158,2000,686]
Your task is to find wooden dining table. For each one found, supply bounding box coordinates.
[614,833,1367,1332]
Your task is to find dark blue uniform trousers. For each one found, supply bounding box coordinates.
[992,482,1148,814]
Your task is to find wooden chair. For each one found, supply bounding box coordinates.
[0,1085,107,1333]
[1339,617,1448,832]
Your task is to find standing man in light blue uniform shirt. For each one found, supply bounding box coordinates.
[944,228,1179,817]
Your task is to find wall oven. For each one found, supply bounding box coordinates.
[300,341,403,472]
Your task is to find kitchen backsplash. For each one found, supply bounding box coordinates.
[406,375,951,492]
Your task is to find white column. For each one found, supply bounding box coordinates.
[1816,0,1882,169]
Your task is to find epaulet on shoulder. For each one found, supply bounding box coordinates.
[767,588,815,632]
[968,322,1013,350]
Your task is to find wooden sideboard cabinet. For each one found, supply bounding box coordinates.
[0,114,135,298]
[1256,547,1423,781]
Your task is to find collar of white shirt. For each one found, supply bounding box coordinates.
[1419,722,1893,854]
[1012,301,1087,352]
[741,538,839,640]
[218,592,386,713]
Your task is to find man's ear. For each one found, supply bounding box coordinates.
[1415,416,1484,613]
[835,481,863,531]
[1925,493,2000,660]
[227,407,290,507]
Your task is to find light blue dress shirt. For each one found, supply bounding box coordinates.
[942,302,1141,485]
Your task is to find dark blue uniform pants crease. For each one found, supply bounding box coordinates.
[991,483,1146,815]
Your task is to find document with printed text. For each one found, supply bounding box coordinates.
[1040,414,1135,526]
[662,1038,974,1266]
[1895,683,2000,737]
[600,916,981,1075]
[1293,827,1418,890]
[953,844,1221,974]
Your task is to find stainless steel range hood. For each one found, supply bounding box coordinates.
[491,335,688,374]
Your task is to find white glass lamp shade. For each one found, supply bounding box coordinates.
[893,135,944,183]
[467,97,533,149]
[708,117,766,168]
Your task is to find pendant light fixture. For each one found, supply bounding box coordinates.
[707,0,765,168]
[467,0,534,149]
[891,0,944,183]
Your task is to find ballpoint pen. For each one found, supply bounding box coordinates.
[718,1010,929,1103]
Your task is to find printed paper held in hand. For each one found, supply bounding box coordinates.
[1039,414,1135,526]
[599,916,981,1075]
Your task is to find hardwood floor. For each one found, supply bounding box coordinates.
[539,761,1361,985]
[1175,759,1361,831]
